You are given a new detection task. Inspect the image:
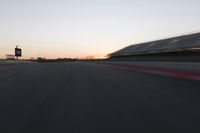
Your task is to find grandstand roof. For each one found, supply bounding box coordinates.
[110,32,200,57]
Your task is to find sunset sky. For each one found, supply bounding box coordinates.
[0,0,200,59]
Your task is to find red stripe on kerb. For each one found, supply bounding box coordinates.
[90,62,200,81]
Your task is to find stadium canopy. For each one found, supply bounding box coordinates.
[110,32,200,57]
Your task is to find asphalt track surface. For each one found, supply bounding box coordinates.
[0,62,200,133]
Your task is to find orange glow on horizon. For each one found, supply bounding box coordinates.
[79,54,108,59]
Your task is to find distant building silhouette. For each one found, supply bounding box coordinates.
[6,54,15,60]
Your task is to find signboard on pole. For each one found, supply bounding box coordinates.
[15,47,22,58]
